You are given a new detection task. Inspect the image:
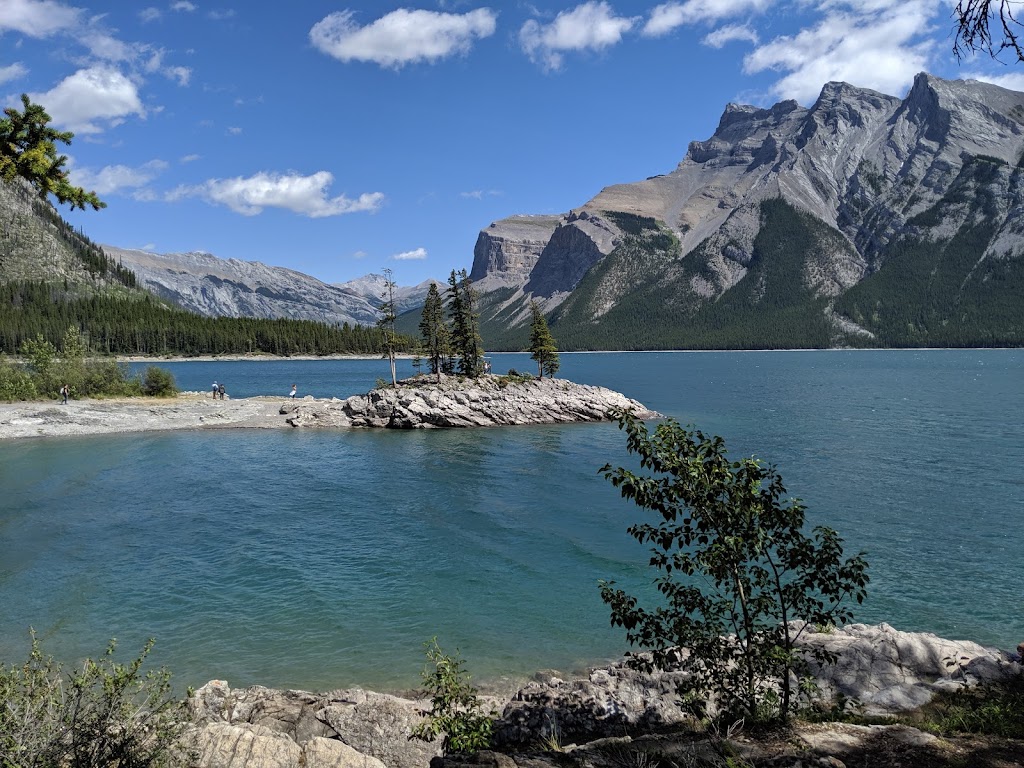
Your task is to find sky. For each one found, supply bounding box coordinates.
[2,0,1024,287]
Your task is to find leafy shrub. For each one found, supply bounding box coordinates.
[0,356,38,401]
[599,410,869,724]
[140,366,178,397]
[412,638,494,755]
[0,631,188,767]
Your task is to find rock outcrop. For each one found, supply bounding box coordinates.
[183,625,1022,767]
[279,375,661,429]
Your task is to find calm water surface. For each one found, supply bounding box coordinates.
[1,350,1021,692]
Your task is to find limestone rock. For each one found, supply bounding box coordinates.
[191,722,302,768]
[280,375,661,430]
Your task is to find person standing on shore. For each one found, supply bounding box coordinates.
[289,384,297,399]
[212,381,219,399]
[60,384,69,404]
[218,383,226,400]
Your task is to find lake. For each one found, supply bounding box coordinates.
[1,350,1021,693]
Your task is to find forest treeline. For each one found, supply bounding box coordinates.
[0,281,411,356]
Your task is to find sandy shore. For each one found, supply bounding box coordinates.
[0,393,293,440]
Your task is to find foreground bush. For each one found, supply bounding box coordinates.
[0,631,187,768]
[599,410,869,724]
[412,638,494,755]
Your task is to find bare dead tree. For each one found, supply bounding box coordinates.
[954,0,1024,62]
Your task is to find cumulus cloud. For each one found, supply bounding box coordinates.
[393,247,428,260]
[171,1,196,11]
[0,62,28,83]
[703,23,758,48]
[743,1,936,103]
[520,1,636,71]
[163,65,191,86]
[171,171,386,218]
[310,8,497,68]
[69,159,168,195]
[138,7,161,23]
[964,71,1024,92]
[0,0,82,37]
[31,66,145,134]
[642,0,772,37]
[180,153,200,163]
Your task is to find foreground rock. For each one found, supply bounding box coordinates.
[280,374,661,429]
[184,625,1022,767]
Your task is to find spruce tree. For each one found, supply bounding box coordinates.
[528,300,560,378]
[418,282,448,381]
[447,269,484,377]
[377,268,398,387]
[0,95,105,210]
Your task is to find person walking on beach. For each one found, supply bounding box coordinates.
[60,384,69,404]
[289,384,297,399]
[212,381,219,399]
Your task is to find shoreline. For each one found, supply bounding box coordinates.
[110,347,1022,364]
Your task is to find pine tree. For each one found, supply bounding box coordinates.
[447,269,484,377]
[0,95,105,210]
[528,300,560,378]
[418,282,449,381]
[377,268,398,387]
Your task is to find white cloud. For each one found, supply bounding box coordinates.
[743,1,937,103]
[460,189,501,199]
[31,66,145,134]
[393,247,428,260]
[0,0,82,37]
[310,8,497,68]
[703,23,758,48]
[352,249,368,259]
[171,1,196,11]
[69,159,168,195]
[180,153,200,163]
[964,71,1024,92]
[520,1,636,71]
[0,62,28,83]
[207,9,234,20]
[642,0,773,37]
[138,7,161,23]
[163,64,191,85]
[171,171,386,218]
[226,125,241,135]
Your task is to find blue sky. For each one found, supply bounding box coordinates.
[2,0,1023,286]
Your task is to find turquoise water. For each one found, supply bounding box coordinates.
[1,350,1022,692]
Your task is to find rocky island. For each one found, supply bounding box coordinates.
[0,375,660,439]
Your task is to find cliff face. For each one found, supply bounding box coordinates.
[471,73,1024,349]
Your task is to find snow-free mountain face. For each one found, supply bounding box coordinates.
[471,73,1024,349]
[333,273,441,316]
[104,247,438,328]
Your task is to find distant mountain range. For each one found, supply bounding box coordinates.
[3,72,1023,350]
[102,246,438,328]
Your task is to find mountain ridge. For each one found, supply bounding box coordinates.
[469,72,1024,349]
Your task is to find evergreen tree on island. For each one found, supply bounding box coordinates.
[528,301,560,379]
[418,282,451,382]
[0,94,105,210]
[378,267,399,387]
[447,269,484,377]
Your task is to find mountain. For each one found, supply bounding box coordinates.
[105,247,438,328]
[471,73,1024,349]
[333,273,441,316]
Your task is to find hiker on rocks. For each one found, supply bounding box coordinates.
[289,384,297,399]
[218,382,226,400]
[212,381,219,399]
[1013,642,1024,663]
[60,384,69,404]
